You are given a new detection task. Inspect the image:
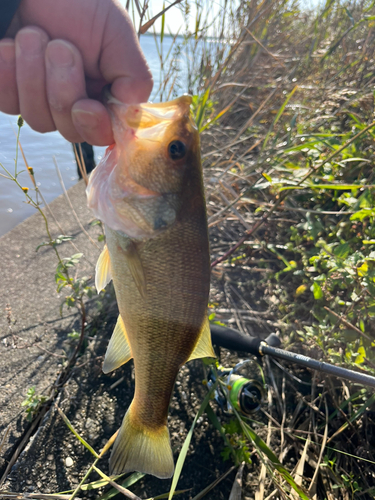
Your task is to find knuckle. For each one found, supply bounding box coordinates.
[0,102,19,114]
[20,113,55,133]
[35,123,56,134]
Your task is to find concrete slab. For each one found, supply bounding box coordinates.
[0,180,103,474]
[0,181,236,499]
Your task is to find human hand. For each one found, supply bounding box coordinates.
[0,0,153,145]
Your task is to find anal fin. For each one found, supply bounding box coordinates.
[188,316,216,361]
[103,315,132,374]
[95,244,112,293]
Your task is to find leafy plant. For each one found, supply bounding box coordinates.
[21,387,48,422]
[221,418,252,465]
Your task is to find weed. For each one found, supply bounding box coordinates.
[21,387,48,422]
[3,0,375,498]
[221,418,252,465]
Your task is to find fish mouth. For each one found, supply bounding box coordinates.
[102,86,193,133]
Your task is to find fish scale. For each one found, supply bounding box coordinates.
[87,94,216,479]
[105,214,209,421]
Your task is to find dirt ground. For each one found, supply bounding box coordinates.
[1,182,375,500]
[0,181,252,499]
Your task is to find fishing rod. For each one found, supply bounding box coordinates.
[210,324,375,390]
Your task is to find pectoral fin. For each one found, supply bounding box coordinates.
[95,244,112,293]
[188,316,216,361]
[103,315,133,374]
[122,240,147,299]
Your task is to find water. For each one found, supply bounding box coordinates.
[0,35,184,237]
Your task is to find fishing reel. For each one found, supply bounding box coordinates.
[227,374,264,415]
[208,326,281,416]
[208,323,375,418]
[210,359,266,417]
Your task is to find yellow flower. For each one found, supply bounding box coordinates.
[22,187,29,193]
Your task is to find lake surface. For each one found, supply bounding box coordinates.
[0,34,192,236]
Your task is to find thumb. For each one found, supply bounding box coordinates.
[99,5,153,104]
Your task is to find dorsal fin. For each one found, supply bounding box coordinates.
[103,315,133,374]
[95,244,112,293]
[188,316,216,361]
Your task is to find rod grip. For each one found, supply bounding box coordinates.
[210,324,280,355]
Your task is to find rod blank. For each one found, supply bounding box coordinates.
[260,343,375,390]
[210,324,375,390]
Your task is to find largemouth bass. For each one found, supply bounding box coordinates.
[86,93,215,479]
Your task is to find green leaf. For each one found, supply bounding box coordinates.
[168,381,218,500]
[56,406,99,458]
[90,219,102,226]
[234,410,310,500]
[67,330,80,340]
[263,85,298,150]
[98,472,145,500]
[199,104,231,132]
[358,189,373,208]
[355,346,366,364]
[160,2,165,43]
[330,393,375,439]
[357,262,368,277]
[36,241,51,252]
[282,140,324,153]
[333,243,351,259]
[262,172,273,184]
[55,235,74,244]
[206,405,238,465]
[344,7,355,25]
[351,209,375,221]
[65,296,75,307]
[195,88,211,132]
[36,235,74,252]
[310,184,374,190]
[312,282,323,300]
[280,184,375,192]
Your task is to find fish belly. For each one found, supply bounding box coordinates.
[105,217,210,477]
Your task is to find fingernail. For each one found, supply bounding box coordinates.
[47,40,74,68]
[0,42,15,65]
[16,29,43,59]
[72,109,99,129]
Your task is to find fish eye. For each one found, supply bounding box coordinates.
[168,140,186,160]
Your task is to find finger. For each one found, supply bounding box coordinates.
[100,6,153,104]
[15,27,55,133]
[45,39,87,143]
[0,39,19,114]
[72,99,113,146]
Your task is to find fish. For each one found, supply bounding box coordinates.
[86,93,215,479]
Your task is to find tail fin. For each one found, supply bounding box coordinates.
[109,406,174,479]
